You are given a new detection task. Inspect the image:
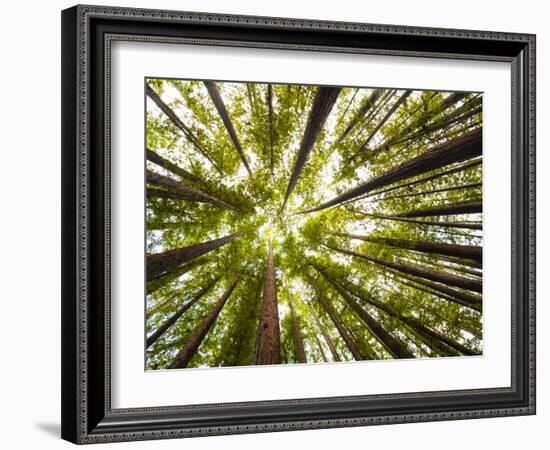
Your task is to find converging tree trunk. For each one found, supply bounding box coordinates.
[267,84,275,176]
[146,148,202,184]
[288,293,307,363]
[350,211,483,231]
[338,89,383,142]
[147,231,243,280]
[282,87,341,207]
[298,128,481,214]
[146,257,209,295]
[168,279,239,368]
[310,305,341,362]
[203,81,252,176]
[326,244,482,293]
[254,243,281,365]
[146,276,220,348]
[398,201,482,218]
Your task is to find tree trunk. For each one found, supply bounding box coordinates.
[350,211,482,231]
[299,128,481,214]
[146,84,222,174]
[168,279,239,368]
[203,81,252,176]
[314,335,329,362]
[282,87,341,207]
[148,231,243,280]
[146,276,220,348]
[146,148,201,184]
[267,84,275,176]
[376,182,482,202]
[352,90,412,157]
[360,159,482,201]
[146,257,209,295]
[316,265,478,356]
[437,254,482,269]
[254,243,281,365]
[338,89,383,142]
[310,306,341,362]
[326,244,482,293]
[398,201,482,218]
[306,272,365,361]
[288,293,307,363]
[337,234,482,263]
[147,170,238,211]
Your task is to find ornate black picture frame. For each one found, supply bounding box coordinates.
[61,4,536,444]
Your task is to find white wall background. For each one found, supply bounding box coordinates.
[0,0,545,448]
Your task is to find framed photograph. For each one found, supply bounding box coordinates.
[61,5,536,444]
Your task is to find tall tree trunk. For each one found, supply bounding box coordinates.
[168,279,239,368]
[437,254,482,269]
[351,90,412,158]
[315,265,478,356]
[375,182,482,202]
[267,84,275,176]
[146,84,222,174]
[282,87,341,207]
[288,293,307,363]
[203,81,252,176]
[336,233,482,262]
[310,305,341,362]
[314,335,329,362]
[306,272,365,360]
[146,276,220,348]
[359,159,482,202]
[299,128,481,214]
[255,243,281,365]
[146,148,201,184]
[338,89,383,142]
[146,257,209,295]
[148,231,243,280]
[398,201,482,218]
[147,170,238,211]
[326,244,482,293]
[350,211,483,231]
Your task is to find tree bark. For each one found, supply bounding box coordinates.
[267,84,275,176]
[306,272,366,361]
[254,243,281,365]
[146,84,222,174]
[314,335,329,362]
[326,244,482,293]
[203,81,252,176]
[168,279,239,368]
[147,170,238,211]
[146,257,209,295]
[338,89,383,142]
[147,231,243,280]
[310,305,341,362]
[299,128,482,214]
[146,276,220,348]
[350,211,482,231]
[282,87,341,207]
[337,234,482,263]
[146,148,201,184]
[398,201,482,218]
[376,182,482,202]
[288,293,307,363]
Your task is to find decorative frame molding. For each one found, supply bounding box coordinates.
[61,4,536,444]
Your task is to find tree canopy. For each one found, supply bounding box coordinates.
[145,79,483,369]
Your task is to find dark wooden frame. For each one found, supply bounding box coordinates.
[61,4,536,444]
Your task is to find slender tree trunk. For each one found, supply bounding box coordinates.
[398,201,482,218]
[350,211,482,231]
[146,148,201,184]
[203,81,252,176]
[168,279,239,368]
[376,182,482,202]
[267,84,275,176]
[338,89,383,142]
[352,90,412,157]
[326,244,482,293]
[148,231,243,280]
[299,128,482,214]
[146,276,220,348]
[255,243,281,365]
[336,234,482,262]
[316,265,478,356]
[282,87,341,207]
[306,272,365,360]
[146,84,222,174]
[288,293,307,363]
[437,254,482,269]
[147,170,238,211]
[310,305,341,362]
[359,159,482,202]
[146,257,209,295]
[314,335,329,362]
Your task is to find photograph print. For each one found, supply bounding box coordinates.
[145,79,483,370]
